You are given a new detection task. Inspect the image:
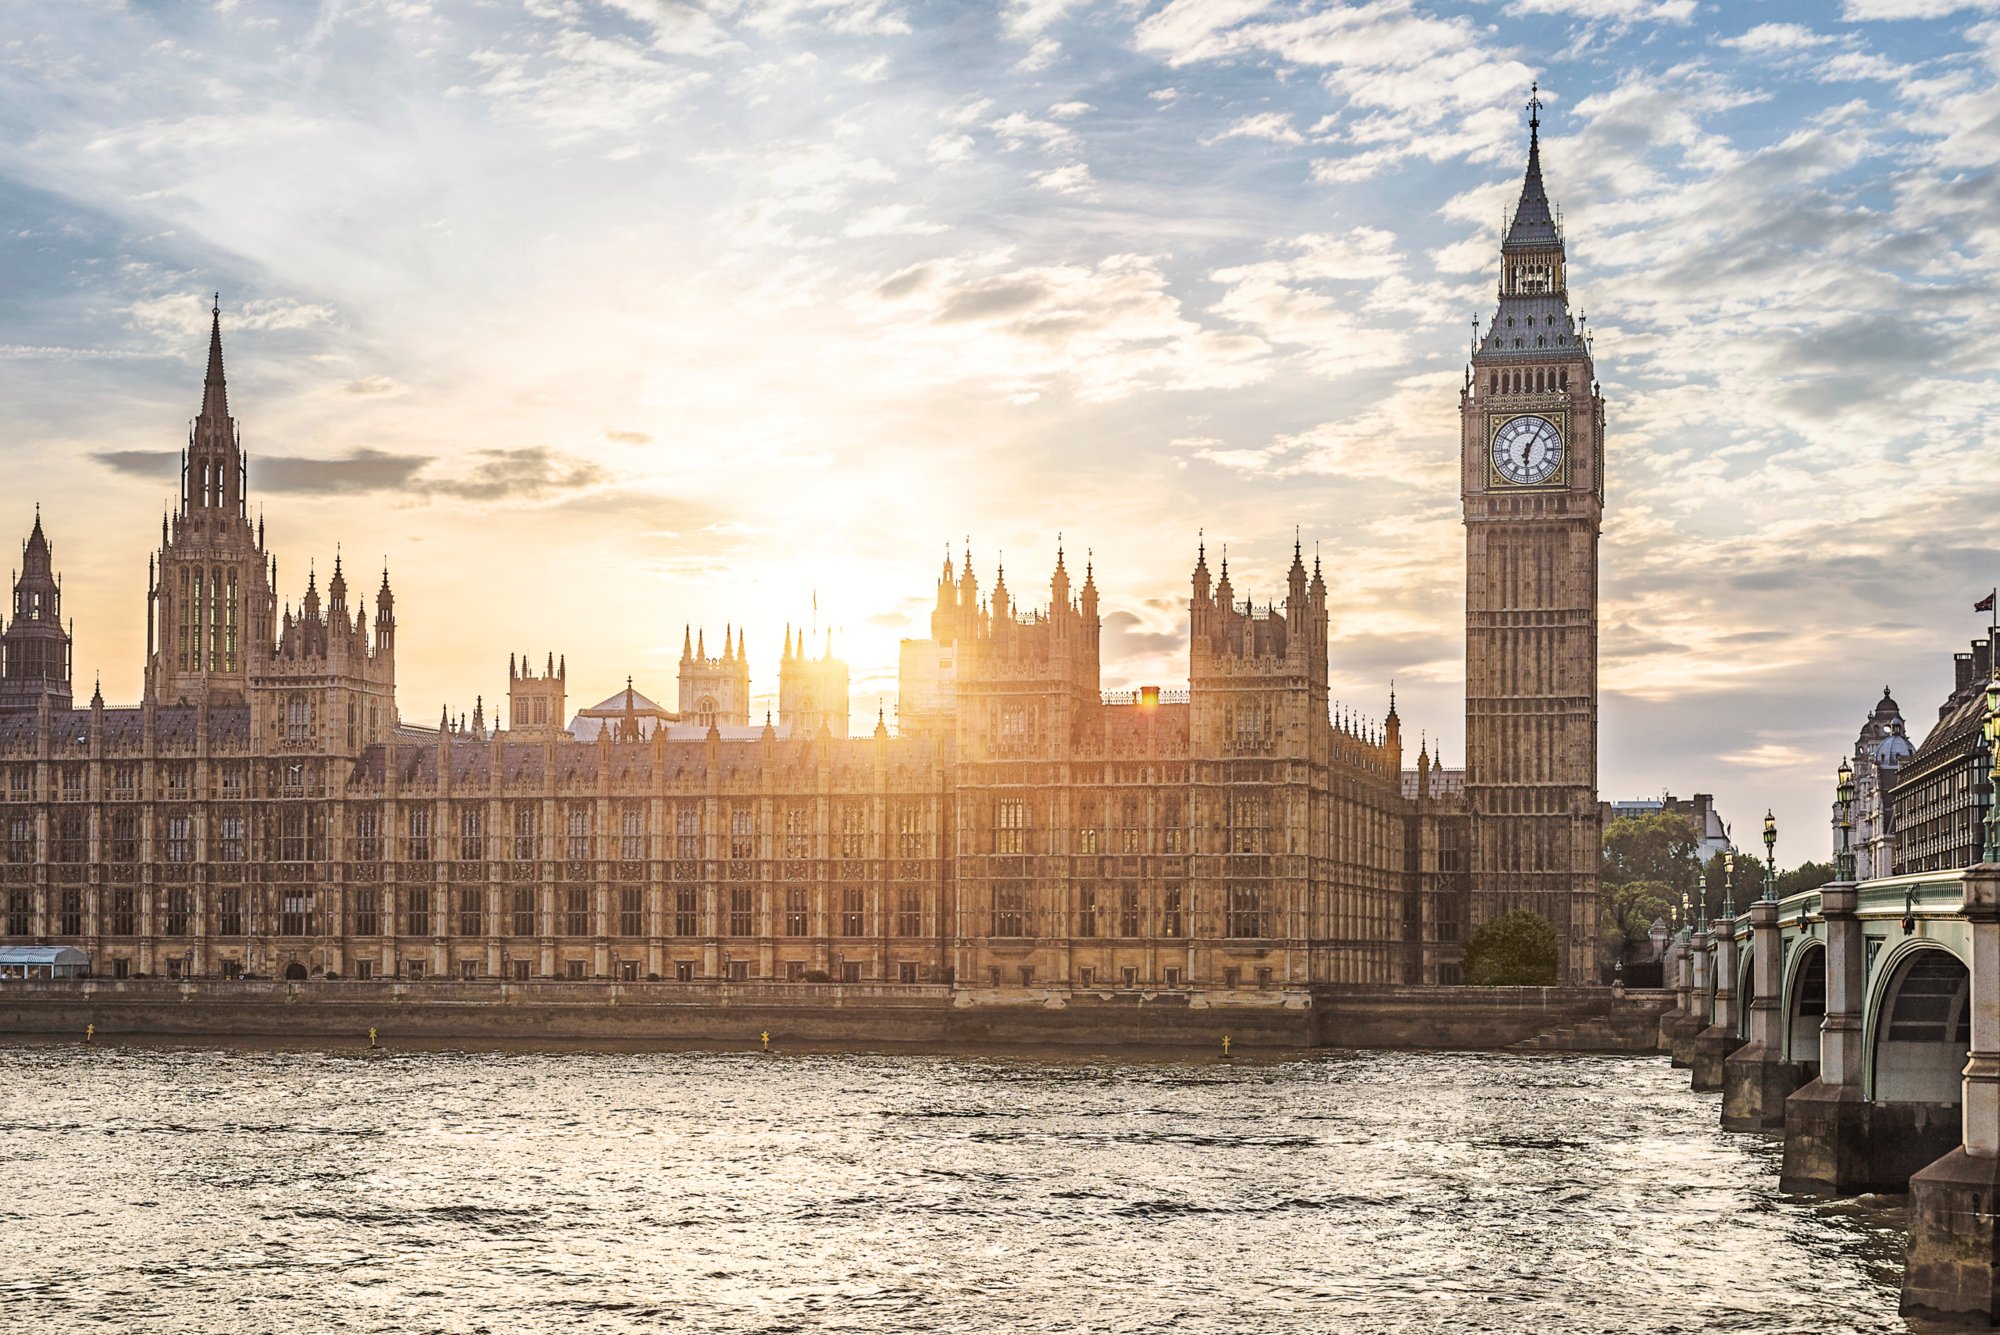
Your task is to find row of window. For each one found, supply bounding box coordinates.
[990,797,1259,854]
[983,883,1249,937]
[7,882,1279,941]
[1,886,927,941]
[0,802,938,864]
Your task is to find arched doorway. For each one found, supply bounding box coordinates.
[1786,942,1825,1066]
[284,960,308,981]
[1871,948,1969,1105]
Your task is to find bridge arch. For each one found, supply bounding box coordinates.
[1783,940,1825,1066]
[1865,941,1970,1105]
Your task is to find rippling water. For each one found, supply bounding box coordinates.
[0,1041,1929,1333]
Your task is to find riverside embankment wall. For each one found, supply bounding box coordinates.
[0,980,1672,1052]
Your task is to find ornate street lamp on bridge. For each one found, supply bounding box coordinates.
[1835,758,1856,883]
[1762,810,1778,901]
[1721,851,1735,920]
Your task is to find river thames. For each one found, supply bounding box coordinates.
[0,1043,1925,1332]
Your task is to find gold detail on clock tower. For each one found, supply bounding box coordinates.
[1460,87,1605,984]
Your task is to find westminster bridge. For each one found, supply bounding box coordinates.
[1660,861,2000,1321]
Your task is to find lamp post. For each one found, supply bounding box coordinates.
[1984,667,2000,864]
[1836,757,1857,883]
[1698,867,1710,927]
[1721,850,1735,921]
[1680,886,1691,939]
[1762,810,1778,901]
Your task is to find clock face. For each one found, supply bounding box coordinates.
[1491,414,1564,486]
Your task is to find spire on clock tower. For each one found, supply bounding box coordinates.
[1505,83,1558,253]
[1479,83,1579,357]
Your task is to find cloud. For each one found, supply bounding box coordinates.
[426,447,605,501]
[127,293,335,344]
[1722,23,1835,51]
[866,251,1270,401]
[843,204,949,236]
[1507,0,1695,21]
[91,446,601,502]
[1033,162,1095,195]
[1204,111,1305,146]
[1842,0,2000,16]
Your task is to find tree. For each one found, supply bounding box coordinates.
[1464,909,1559,986]
[1697,848,1768,917]
[1600,812,1702,970]
[1600,878,1675,964]
[1774,860,1836,897]
[1602,811,1701,899]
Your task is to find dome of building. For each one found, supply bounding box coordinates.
[1874,731,1915,766]
[1874,686,1901,717]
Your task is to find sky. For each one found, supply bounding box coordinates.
[3,0,1999,865]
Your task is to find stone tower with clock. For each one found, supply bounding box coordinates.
[1461,90,1604,985]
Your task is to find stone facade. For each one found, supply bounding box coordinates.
[0,303,1486,993]
[1891,637,1995,875]
[1844,687,1912,881]
[1460,96,1604,983]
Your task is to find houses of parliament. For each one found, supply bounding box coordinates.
[0,109,1604,994]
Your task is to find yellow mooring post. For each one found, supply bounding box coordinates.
[368,1026,378,1049]
[1221,1035,1231,1058]
[85,1022,95,1044]
[760,1030,771,1052]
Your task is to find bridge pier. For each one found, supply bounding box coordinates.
[1905,865,2000,1323]
[1781,883,1886,1193]
[1723,900,1807,1130]
[1656,938,1690,1055]
[1691,918,1738,1091]
[1671,929,1710,1071]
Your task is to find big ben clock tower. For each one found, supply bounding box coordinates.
[1462,88,1604,985]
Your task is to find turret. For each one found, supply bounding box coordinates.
[1286,533,1306,610]
[508,650,567,740]
[0,507,73,713]
[375,566,396,657]
[327,552,348,623]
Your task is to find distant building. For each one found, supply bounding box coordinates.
[568,681,675,744]
[778,628,849,739]
[1845,687,1913,881]
[1606,792,1732,862]
[1891,637,1995,876]
[0,307,1470,990]
[677,627,750,730]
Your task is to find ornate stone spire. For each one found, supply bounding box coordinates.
[200,293,230,426]
[1503,83,1558,252]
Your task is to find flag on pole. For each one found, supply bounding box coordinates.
[1979,590,1997,614]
